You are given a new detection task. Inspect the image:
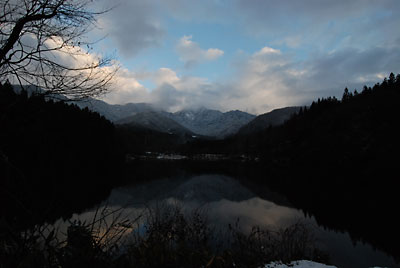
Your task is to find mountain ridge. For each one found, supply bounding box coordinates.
[116,111,194,136]
[164,108,256,137]
[237,107,301,135]
[79,99,257,137]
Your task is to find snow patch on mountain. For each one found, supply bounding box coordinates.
[166,108,256,137]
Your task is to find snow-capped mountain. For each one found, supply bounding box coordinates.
[165,108,256,137]
[79,100,256,138]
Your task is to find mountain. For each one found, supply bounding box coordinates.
[166,108,256,137]
[116,111,194,136]
[10,86,157,122]
[76,99,156,122]
[237,107,300,135]
[78,100,256,138]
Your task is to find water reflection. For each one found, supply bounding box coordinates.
[56,174,398,268]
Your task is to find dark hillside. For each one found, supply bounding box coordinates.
[0,82,122,229]
[116,111,194,136]
[116,124,196,154]
[237,106,300,135]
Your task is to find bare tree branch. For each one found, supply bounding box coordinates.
[0,0,117,100]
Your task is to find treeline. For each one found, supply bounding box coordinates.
[116,124,194,154]
[0,82,123,229]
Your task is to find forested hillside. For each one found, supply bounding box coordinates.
[0,82,122,229]
[245,73,400,259]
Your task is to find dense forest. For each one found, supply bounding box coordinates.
[0,82,123,229]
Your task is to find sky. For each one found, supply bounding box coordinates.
[88,0,400,114]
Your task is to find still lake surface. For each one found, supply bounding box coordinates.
[56,172,398,268]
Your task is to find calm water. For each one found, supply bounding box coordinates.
[56,173,398,268]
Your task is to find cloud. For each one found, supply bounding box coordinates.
[218,46,302,113]
[306,46,400,93]
[255,46,281,56]
[158,0,235,24]
[96,0,165,57]
[152,67,180,86]
[92,0,399,59]
[176,35,224,67]
[236,0,400,50]
[101,67,150,104]
[105,46,302,114]
[209,44,400,114]
[149,68,220,111]
[101,66,220,112]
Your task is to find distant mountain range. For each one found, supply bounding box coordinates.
[11,85,300,138]
[164,108,256,137]
[78,99,261,138]
[76,98,301,138]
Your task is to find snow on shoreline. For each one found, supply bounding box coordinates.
[264,260,337,268]
[264,260,390,268]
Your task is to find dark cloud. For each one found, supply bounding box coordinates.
[308,46,400,91]
[99,0,165,57]
[236,0,400,50]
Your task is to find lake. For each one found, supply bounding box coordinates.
[55,169,399,268]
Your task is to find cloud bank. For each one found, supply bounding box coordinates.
[103,43,400,114]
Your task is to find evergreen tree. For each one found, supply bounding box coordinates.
[342,87,351,101]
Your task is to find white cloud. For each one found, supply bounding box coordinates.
[176,35,224,67]
[101,66,218,112]
[255,46,281,56]
[153,68,180,87]
[150,68,217,112]
[205,48,225,60]
[101,67,150,104]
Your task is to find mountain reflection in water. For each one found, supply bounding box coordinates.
[55,174,398,268]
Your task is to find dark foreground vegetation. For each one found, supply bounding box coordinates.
[1,204,326,268]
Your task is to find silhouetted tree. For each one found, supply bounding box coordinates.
[342,87,352,101]
[388,72,395,84]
